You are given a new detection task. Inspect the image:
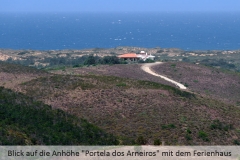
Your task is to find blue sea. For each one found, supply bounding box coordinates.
[0,12,240,50]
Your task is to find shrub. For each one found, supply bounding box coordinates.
[185,134,192,141]
[138,59,155,63]
[198,131,209,141]
[210,120,233,131]
[138,59,145,63]
[161,124,176,129]
[168,124,176,129]
[120,60,128,64]
[135,136,147,145]
[161,125,168,129]
[233,140,240,145]
[154,139,161,145]
[145,59,155,63]
[236,101,240,106]
[100,56,120,64]
[73,64,84,68]
[116,83,127,87]
[186,128,192,134]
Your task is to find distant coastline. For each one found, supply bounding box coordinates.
[1,46,240,72]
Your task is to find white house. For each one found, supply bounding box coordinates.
[137,51,155,61]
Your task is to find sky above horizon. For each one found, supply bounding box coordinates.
[1,0,240,13]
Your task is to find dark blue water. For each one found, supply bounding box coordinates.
[0,12,240,50]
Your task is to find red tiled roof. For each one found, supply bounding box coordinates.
[118,53,138,58]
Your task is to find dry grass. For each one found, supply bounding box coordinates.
[53,64,175,87]
[152,62,240,105]
[20,74,240,145]
[0,61,49,92]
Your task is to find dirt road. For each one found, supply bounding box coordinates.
[141,62,187,90]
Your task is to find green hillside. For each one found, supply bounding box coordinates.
[0,86,118,145]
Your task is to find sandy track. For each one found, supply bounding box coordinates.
[141,62,187,90]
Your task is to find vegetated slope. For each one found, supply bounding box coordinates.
[0,86,118,145]
[0,61,46,74]
[151,62,240,106]
[53,64,175,87]
[20,73,240,145]
[0,61,49,91]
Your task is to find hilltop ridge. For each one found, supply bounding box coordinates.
[1,47,240,71]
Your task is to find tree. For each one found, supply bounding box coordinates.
[100,56,120,64]
[84,54,96,65]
